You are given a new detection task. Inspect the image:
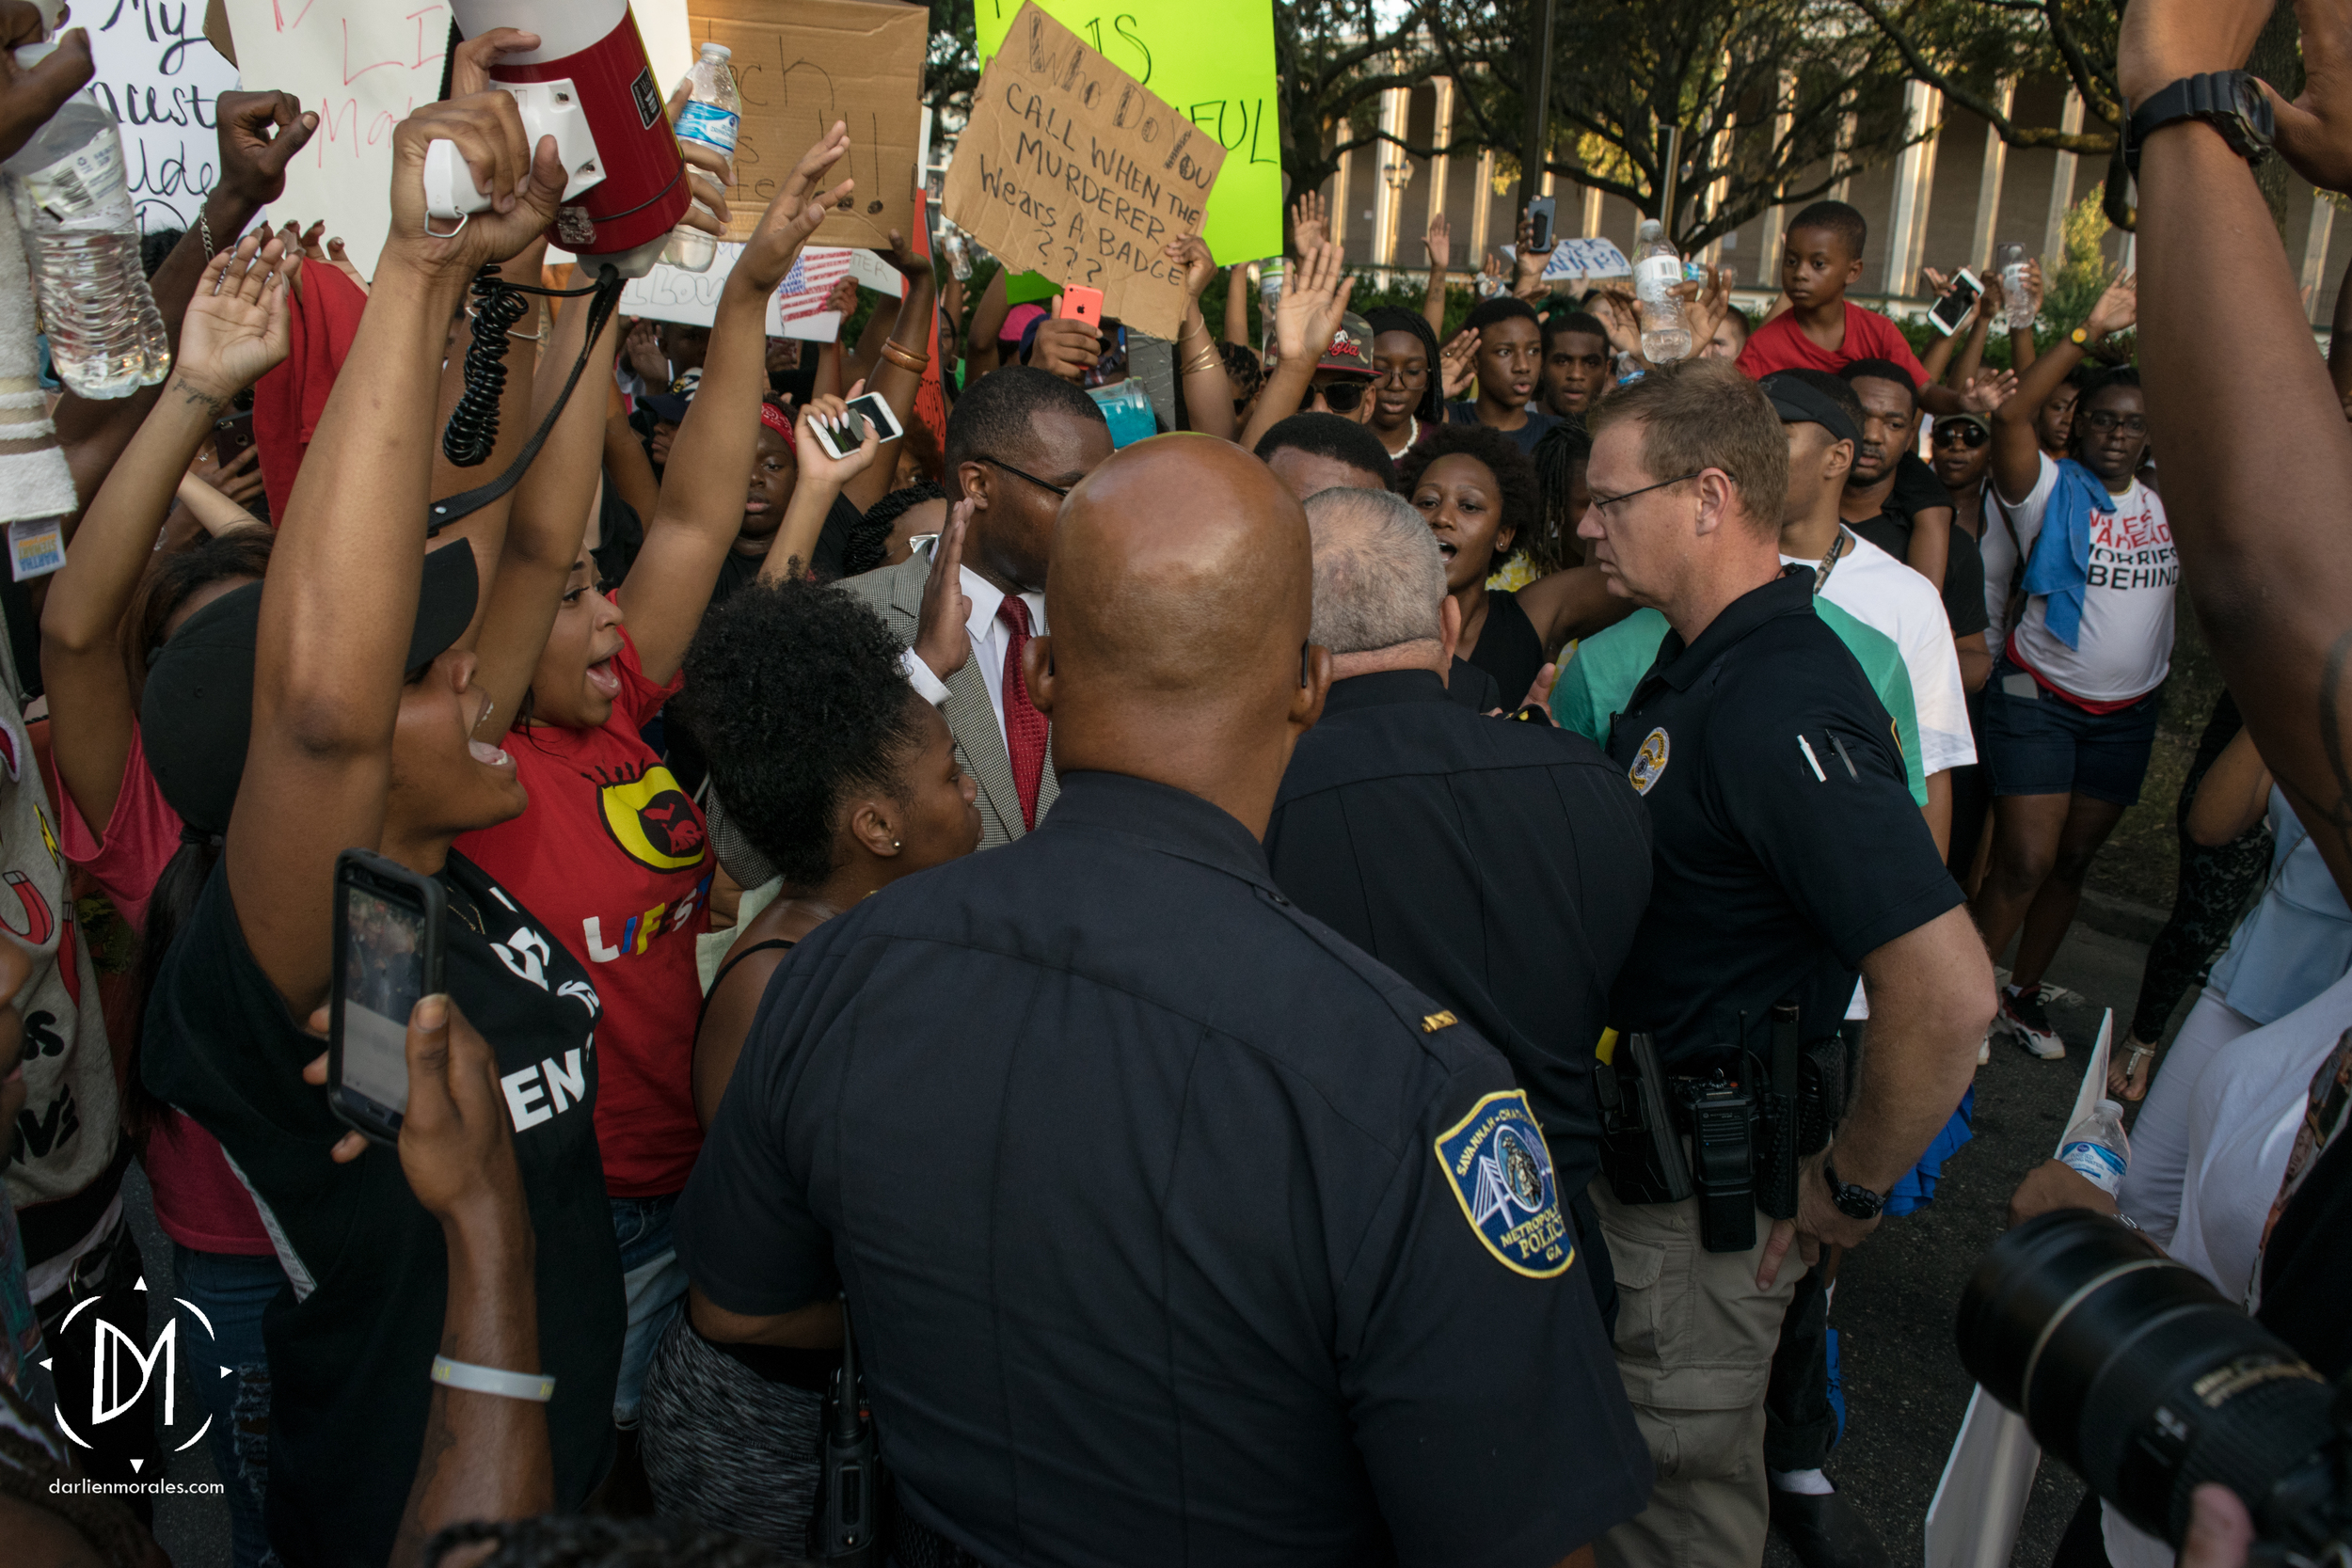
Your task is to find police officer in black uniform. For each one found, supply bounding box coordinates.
[1570,361,1993,1568]
[674,436,1654,1568]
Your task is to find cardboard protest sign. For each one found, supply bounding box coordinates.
[684,0,926,255]
[87,2,242,232]
[974,0,1279,266]
[943,1,1222,339]
[216,1,691,277]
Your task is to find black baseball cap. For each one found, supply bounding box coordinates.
[1760,372,1861,449]
[639,390,693,424]
[142,542,481,834]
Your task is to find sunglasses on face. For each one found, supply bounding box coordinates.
[1304,378,1370,415]
[1933,423,1989,449]
[2080,410,2147,436]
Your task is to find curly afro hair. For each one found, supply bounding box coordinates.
[672,579,928,891]
[1394,421,1541,566]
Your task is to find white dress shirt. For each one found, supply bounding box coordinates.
[898,544,1048,746]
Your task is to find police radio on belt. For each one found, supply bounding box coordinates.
[422,0,694,280]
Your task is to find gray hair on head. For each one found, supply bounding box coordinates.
[1304,486,1447,656]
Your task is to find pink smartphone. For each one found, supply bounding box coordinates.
[1056,285,1104,327]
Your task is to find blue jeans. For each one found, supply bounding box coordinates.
[173,1245,284,1568]
[612,1195,687,1427]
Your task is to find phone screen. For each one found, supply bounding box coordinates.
[339,885,423,1117]
[1931,275,1981,333]
[1528,197,1556,251]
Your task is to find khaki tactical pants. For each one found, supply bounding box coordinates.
[1587,1175,1807,1568]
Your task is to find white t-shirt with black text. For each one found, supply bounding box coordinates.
[1986,452,2175,704]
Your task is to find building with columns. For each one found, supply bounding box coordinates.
[1326,75,2349,324]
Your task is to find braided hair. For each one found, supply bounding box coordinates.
[1361,307,1442,425]
[1527,419,1595,575]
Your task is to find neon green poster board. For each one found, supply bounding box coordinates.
[973,0,1283,268]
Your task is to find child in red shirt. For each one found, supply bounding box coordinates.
[1737,200,1963,418]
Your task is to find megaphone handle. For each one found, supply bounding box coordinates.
[422,138,489,224]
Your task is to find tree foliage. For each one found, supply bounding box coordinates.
[1427,0,1926,251]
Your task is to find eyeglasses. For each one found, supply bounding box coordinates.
[976,455,1073,499]
[1303,379,1371,415]
[1933,423,1989,449]
[2079,410,2147,435]
[1374,360,1428,388]
[1586,471,1702,516]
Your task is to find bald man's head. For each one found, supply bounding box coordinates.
[1031,435,1329,820]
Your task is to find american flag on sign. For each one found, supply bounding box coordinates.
[775,248,859,328]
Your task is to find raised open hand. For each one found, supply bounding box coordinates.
[914,497,977,681]
[1276,239,1355,366]
[1438,326,1479,399]
[1425,211,1453,271]
[2087,270,2139,340]
[735,121,851,296]
[180,233,300,402]
[1291,189,1329,256]
[1961,369,2020,414]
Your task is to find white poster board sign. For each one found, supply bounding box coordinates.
[220,0,692,278]
[84,6,242,233]
[1544,237,1630,279]
[1922,1009,2113,1568]
[599,242,900,340]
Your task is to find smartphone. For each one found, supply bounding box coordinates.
[1527,196,1556,252]
[212,409,256,467]
[328,848,447,1144]
[1055,284,1104,326]
[1928,268,1983,336]
[811,391,908,463]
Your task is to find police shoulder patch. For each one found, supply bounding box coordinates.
[1628,726,1670,795]
[1434,1089,1574,1278]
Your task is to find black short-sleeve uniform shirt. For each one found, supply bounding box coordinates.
[1606,571,1964,1066]
[143,855,624,1568]
[1264,669,1653,1203]
[675,770,1651,1568]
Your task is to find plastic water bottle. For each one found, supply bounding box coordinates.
[661,43,739,274]
[1633,219,1692,364]
[1996,239,2032,332]
[3,46,169,399]
[1257,258,1283,365]
[2058,1099,2132,1196]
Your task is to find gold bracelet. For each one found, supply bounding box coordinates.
[1184,345,1224,376]
[880,340,930,373]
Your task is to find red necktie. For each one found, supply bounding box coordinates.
[997,595,1048,830]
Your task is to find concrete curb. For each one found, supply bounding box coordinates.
[2074,886,2169,946]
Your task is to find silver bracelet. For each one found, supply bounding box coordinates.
[199,210,215,261]
[431,1354,554,1402]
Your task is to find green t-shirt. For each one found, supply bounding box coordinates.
[1552,603,1929,808]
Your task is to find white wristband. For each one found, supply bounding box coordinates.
[898,645,951,707]
[432,1354,554,1402]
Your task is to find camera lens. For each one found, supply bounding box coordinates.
[1956,1211,2340,1549]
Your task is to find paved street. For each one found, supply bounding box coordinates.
[1765,917,2172,1568]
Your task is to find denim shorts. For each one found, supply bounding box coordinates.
[1979,660,2163,805]
[611,1193,689,1427]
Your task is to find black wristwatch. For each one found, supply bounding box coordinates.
[2124,71,2275,173]
[1822,1156,1884,1221]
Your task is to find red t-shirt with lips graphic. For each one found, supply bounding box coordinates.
[456,629,712,1196]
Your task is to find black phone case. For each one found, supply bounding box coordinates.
[327,847,447,1144]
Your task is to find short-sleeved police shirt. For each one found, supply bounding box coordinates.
[1606,571,1963,1066]
[675,770,1651,1568]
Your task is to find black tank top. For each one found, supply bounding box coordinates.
[1466,589,1544,709]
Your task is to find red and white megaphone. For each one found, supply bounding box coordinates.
[421,0,692,278]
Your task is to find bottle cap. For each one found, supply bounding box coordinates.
[701,42,731,60]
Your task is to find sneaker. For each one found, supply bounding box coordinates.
[1770,1485,1893,1568]
[1999,985,2066,1059]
